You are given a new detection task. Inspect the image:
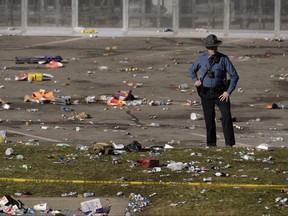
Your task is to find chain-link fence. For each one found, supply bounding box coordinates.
[0,0,287,38]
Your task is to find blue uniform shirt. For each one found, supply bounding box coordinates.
[189,52,239,94]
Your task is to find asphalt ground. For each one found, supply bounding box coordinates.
[0,35,288,213]
[19,197,128,215]
[1,35,287,148]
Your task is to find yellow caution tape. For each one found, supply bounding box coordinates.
[0,178,287,190]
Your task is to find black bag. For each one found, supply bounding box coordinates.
[125,141,143,152]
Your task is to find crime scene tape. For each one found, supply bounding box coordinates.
[0,178,287,190]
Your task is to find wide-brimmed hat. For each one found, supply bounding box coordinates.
[203,34,222,47]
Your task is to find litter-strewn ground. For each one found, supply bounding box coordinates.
[0,36,287,148]
[1,144,288,215]
[21,197,128,216]
[0,35,287,214]
[0,36,288,147]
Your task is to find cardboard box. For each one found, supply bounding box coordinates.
[80,198,102,214]
[53,96,71,105]
[136,157,159,168]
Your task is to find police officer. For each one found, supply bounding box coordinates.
[189,34,239,147]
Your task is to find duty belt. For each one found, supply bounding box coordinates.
[202,86,224,93]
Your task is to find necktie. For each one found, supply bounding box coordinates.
[208,55,215,66]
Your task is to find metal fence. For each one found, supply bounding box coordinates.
[0,0,287,38]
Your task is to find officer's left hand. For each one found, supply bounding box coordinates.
[219,92,230,102]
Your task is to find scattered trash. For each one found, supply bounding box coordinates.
[214,172,229,177]
[126,193,150,213]
[75,145,89,151]
[152,167,161,172]
[5,148,13,156]
[149,193,157,197]
[266,103,288,109]
[112,156,120,165]
[164,28,173,32]
[2,103,10,110]
[178,83,189,90]
[149,122,161,127]
[17,164,32,169]
[33,203,50,213]
[0,195,27,215]
[98,66,108,70]
[191,152,202,157]
[83,192,94,197]
[117,191,124,196]
[125,141,143,152]
[166,161,188,171]
[61,192,77,197]
[26,108,38,112]
[85,96,98,103]
[136,157,159,168]
[234,124,244,130]
[91,143,113,155]
[14,192,31,198]
[275,197,288,206]
[16,155,24,160]
[41,126,49,130]
[61,106,73,112]
[0,131,7,143]
[242,155,255,161]
[270,137,284,142]
[80,29,97,34]
[237,88,244,93]
[257,143,275,151]
[164,144,174,149]
[54,96,71,105]
[80,198,111,216]
[15,72,54,82]
[56,143,70,147]
[15,55,63,64]
[203,177,212,182]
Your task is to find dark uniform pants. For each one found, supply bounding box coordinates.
[200,90,235,146]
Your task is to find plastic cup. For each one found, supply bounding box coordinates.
[5,148,13,156]
[16,155,24,160]
[190,113,204,120]
[33,203,49,212]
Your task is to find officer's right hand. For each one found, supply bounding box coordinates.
[195,80,202,87]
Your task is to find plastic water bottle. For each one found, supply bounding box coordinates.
[18,164,32,169]
[98,66,108,70]
[150,122,160,127]
[83,192,94,197]
[56,143,70,147]
[214,172,229,177]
